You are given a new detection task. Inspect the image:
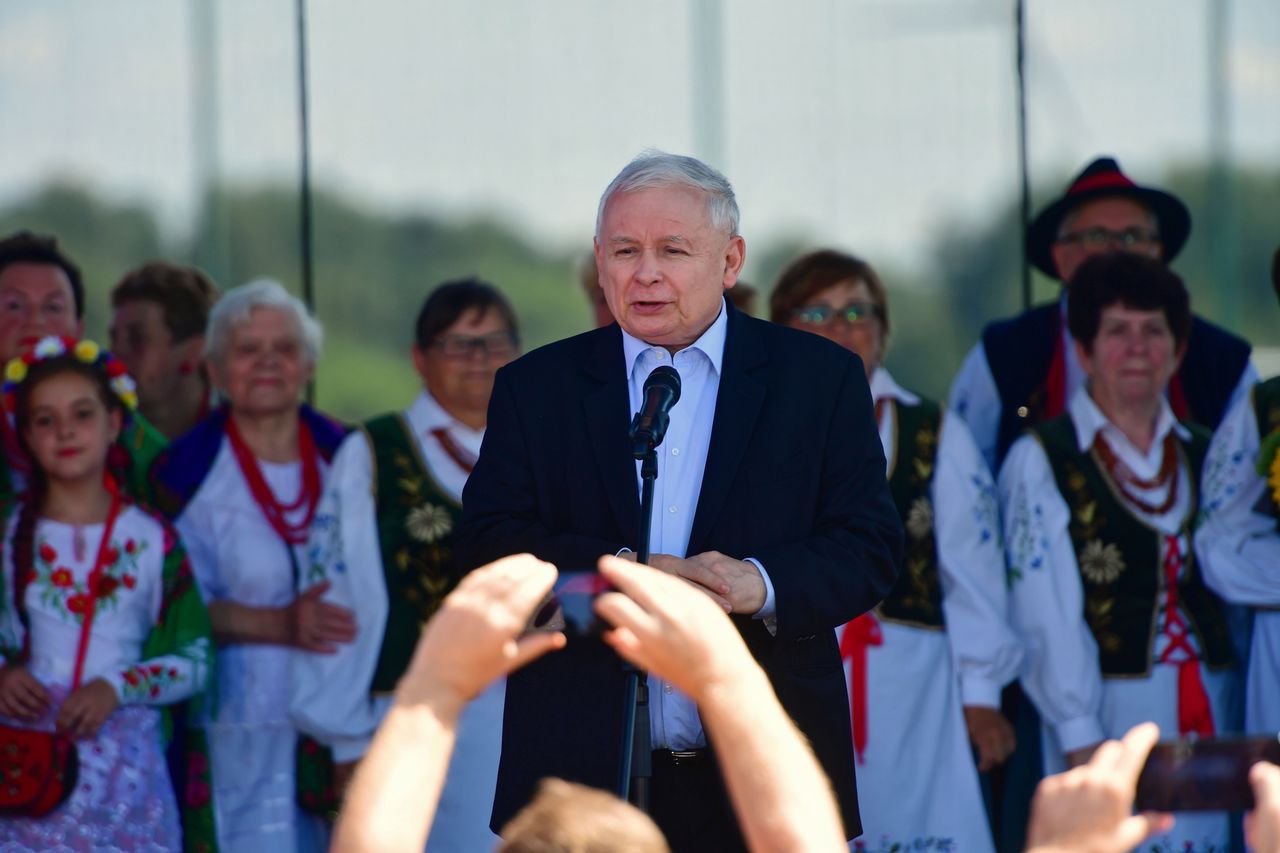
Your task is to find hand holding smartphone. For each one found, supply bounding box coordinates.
[1135,735,1280,812]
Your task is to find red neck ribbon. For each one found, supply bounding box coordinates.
[839,612,884,765]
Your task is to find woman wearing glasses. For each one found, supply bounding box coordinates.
[151,280,353,852]
[1000,253,1238,849]
[772,250,1018,850]
[292,278,520,851]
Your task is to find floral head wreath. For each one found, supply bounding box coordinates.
[2,336,139,413]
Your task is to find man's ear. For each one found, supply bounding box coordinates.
[722,235,746,289]
[411,344,431,386]
[180,335,206,375]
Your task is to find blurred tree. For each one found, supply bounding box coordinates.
[2,163,1275,420]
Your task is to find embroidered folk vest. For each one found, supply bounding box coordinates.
[877,398,945,630]
[363,413,465,693]
[1033,416,1234,676]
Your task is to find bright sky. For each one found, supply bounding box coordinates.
[1,0,1277,278]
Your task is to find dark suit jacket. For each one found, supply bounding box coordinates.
[456,299,903,838]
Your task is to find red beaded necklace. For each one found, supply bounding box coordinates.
[225,414,321,545]
[1093,430,1180,516]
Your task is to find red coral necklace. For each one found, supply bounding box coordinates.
[225,415,321,545]
[1093,431,1179,516]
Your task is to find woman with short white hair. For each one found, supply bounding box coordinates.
[152,279,353,853]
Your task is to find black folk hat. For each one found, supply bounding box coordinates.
[1025,157,1192,280]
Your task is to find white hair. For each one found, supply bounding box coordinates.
[595,150,740,238]
[203,278,323,367]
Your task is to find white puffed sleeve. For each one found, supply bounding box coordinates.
[290,430,393,763]
[934,414,1022,708]
[1196,390,1280,607]
[999,434,1105,753]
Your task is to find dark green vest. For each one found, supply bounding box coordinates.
[1033,416,1234,676]
[364,414,465,693]
[1253,378,1280,524]
[877,398,945,630]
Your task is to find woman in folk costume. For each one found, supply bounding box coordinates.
[771,250,1020,851]
[1197,247,1280,736]
[999,253,1240,848]
[150,280,352,853]
[0,337,213,849]
[293,278,520,852]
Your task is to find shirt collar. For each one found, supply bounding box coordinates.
[869,366,919,406]
[1067,385,1190,453]
[407,388,484,441]
[620,300,728,380]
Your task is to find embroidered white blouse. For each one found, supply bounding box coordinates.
[292,390,481,761]
[870,367,1021,706]
[998,388,1196,751]
[0,504,209,704]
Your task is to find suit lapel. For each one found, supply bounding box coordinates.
[582,326,642,544]
[688,303,767,553]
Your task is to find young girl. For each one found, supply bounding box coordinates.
[0,336,213,849]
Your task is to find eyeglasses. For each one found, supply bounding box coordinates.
[432,332,517,359]
[791,301,880,327]
[1057,226,1159,250]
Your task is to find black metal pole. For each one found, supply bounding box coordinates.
[1015,0,1032,311]
[295,0,316,403]
[618,447,658,811]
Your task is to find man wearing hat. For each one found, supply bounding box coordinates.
[949,156,1255,472]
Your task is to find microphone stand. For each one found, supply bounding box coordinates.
[618,444,658,812]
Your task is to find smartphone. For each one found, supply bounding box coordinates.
[1134,734,1280,812]
[528,571,615,639]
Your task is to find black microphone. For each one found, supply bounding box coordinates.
[629,366,681,458]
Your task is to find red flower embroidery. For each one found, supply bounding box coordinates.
[103,547,120,566]
[124,539,137,555]
[149,684,160,698]
[38,544,57,564]
[50,568,74,588]
[95,576,119,598]
[123,670,140,686]
[66,594,91,615]
[168,667,179,678]
[122,575,136,590]
[149,664,163,676]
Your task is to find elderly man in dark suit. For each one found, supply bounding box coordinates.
[456,151,902,851]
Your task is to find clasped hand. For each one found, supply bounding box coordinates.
[638,551,766,614]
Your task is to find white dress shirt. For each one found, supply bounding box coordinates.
[620,304,775,751]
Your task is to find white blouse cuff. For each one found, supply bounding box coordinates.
[960,675,1003,709]
[330,733,374,764]
[103,671,128,704]
[1055,715,1106,754]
